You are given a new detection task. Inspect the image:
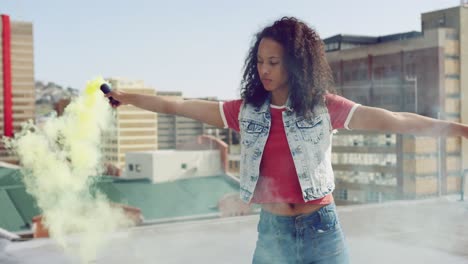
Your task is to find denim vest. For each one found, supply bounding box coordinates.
[239,96,335,203]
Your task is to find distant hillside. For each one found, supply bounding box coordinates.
[35,81,79,105]
[35,81,79,116]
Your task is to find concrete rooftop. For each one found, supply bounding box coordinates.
[1,196,467,264]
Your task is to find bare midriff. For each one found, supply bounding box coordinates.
[261,203,327,216]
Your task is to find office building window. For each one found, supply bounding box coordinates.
[366,191,381,203]
[446,74,460,80]
[335,189,348,200]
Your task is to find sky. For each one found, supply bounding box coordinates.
[0,0,463,99]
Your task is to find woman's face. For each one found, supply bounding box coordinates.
[257,38,289,96]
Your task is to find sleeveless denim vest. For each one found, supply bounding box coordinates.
[238,96,335,203]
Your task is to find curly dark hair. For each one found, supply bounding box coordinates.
[241,17,335,115]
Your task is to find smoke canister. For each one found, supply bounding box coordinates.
[100,83,120,106]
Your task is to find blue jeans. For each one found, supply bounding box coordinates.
[252,203,349,264]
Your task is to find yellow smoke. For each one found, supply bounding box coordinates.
[4,77,133,263]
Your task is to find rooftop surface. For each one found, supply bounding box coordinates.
[1,196,467,264]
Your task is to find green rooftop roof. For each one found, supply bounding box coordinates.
[110,176,239,220]
[0,167,23,187]
[0,167,239,232]
[0,189,26,231]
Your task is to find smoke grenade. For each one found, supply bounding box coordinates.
[100,83,120,107]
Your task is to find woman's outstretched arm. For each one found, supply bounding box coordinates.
[106,90,225,128]
[348,105,468,137]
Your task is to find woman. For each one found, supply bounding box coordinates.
[106,17,468,264]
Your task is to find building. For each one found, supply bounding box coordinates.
[0,15,35,164]
[102,78,158,169]
[155,91,182,150]
[123,134,230,182]
[324,4,468,203]
[124,149,224,182]
[156,91,231,149]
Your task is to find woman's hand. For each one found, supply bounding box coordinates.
[104,89,130,107]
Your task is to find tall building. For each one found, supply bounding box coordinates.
[324,4,468,203]
[156,91,230,150]
[0,15,35,164]
[422,3,468,167]
[155,91,182,150]
[102,78,157,169]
